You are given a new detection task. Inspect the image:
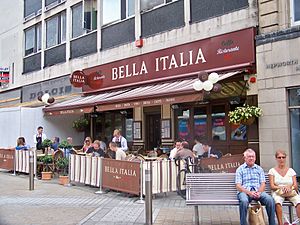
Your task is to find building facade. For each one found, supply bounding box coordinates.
[256,0,300,172]
[1,0,261,158]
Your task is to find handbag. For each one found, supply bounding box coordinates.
[275,188,298,198]
[248,202,266,225]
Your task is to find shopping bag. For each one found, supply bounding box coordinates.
[248,202,266,225]
[283,215,300,225]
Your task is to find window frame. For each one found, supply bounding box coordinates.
[290,0,300,26]
[24,23,42,57]
[140,0,176,12]
[83,0,98,31]
[46,11,66,49]
[102,0,135,26]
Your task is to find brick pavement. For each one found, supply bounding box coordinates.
[0,170,254,225]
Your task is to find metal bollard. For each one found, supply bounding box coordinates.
[65,153,72,187]
[29,150,34,190]
[136,160,145,204]
[95,157,104,194]
[145,168,152,225]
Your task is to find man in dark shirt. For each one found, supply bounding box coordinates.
[86,140,105,157]
[201,142,222,159]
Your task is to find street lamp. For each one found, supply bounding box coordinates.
[193,71,222,93]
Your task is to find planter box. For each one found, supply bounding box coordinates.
[42,171,52,180]
[59,176,69,185]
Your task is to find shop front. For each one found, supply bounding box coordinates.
[44,27,258,158]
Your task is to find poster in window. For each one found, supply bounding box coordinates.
[133,121,142,140]
[194,116,207,139]
[212,114,226,140]
[178,118,189,141]
[126,119,133,142]
[161,119,171,139]
[231,124,247,141]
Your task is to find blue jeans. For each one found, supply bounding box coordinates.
[237,192,275,225]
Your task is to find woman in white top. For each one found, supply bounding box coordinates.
[268,149,300,225]
[192,136,204,157]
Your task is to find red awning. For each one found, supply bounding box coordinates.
[43,71,242,115]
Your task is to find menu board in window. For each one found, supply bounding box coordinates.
[161,119,171,139]
[133,121,142,140]
[125,119,133,142]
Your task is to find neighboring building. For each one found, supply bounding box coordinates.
[1,0,260,158]
[256,0,300,172]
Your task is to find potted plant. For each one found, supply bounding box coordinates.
[42,138,53,155]
[40,154,53,180]
[58,140,73,157]
[228,104,263,125]
[72,117,89,132]
[56,157,69,185]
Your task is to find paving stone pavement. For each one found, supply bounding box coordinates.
[2,169,292,225]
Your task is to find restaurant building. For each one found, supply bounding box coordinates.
[256,0,300,172]
[1,0,260,157]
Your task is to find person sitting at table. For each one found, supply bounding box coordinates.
[174,147,195,160]
[201,141,222,159]
[51,137,60,151]
[109,142,126,160]
[192,136,204,158]
[16,137,30,150]
[169,139,183,160]
[112,129,128,152]
[86,140,105,157]
[82,137,92,153]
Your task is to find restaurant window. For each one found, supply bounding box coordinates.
[177,108,190,141]
[211,105,226,141]
[103,0,135,25]
[141,0,175,11]
[229,103,247,141]
[194,107,207,140]
[291,0,300,26]
[288,87,300,175]
[46,11,66,48]
[24,23,41,56]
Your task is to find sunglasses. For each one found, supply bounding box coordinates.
[85,140,90,142]
[277,156,286,159]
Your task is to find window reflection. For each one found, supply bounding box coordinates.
[177,109,190,141]
[194,107,207,140]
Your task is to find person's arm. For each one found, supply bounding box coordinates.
[33,134,37,144]
[268,174,279,191]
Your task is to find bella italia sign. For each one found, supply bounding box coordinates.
[102,158,140,195]
[82,28,255,91]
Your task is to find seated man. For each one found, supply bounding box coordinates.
[201,141,222,159]
[174,147,195,160]
[169,139,183,160]
[235,148,275,225]
[86,140,105,157]
[109,142,126,160]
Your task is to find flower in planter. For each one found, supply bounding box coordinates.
[228,104,263,124]
[72,117,89,131]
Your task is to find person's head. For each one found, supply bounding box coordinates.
[202,140,210,152]
[194,136,201,144]
[53,137,59,143]
[174,139,183,150]
[37,126,43,134]
[67,137,73,144]
[17,137,26,146]
[109,142,118,152]
[84,137,92,146]
[113,129,121,138]
[182,141,189,148]
[243,148,256,167]
[93,140,101,150]
[275,149,287,166]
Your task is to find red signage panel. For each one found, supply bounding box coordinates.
[102,158,140,195]
[83,28,255,92]
[70,70,86,88]
[0,148,14,170]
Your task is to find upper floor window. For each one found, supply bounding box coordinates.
[46,11,66,48]
[24,23,41,56]
[291,0,300,26]
[141,0,174,12]
[72,1,97,39]
[83,0,98,30]
[103,0,135,25]
[24,0,42,20]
